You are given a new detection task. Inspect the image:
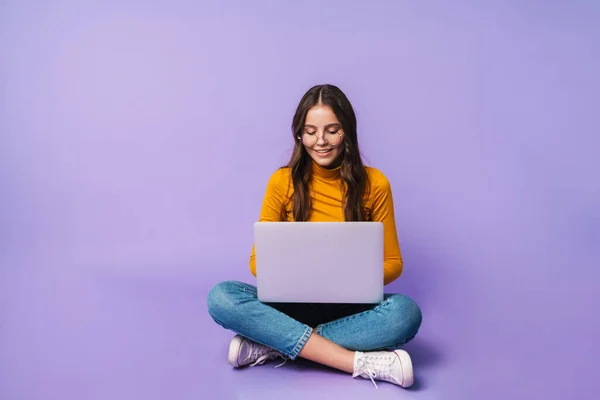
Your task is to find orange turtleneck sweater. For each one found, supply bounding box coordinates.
[249,162,403,286]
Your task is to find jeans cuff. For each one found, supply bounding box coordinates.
[315,324,323,337]
[288,325,313,360]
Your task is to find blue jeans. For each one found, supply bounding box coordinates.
[206,281,422,360]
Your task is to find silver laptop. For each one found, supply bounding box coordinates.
[254,222,384,304]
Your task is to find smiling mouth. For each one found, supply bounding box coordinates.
[314,149,333,156]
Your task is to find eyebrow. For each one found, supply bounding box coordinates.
[304,123,341,129]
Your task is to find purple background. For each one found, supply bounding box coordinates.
[1,1,599,399]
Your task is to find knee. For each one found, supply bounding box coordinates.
[206,280,246,320]
[383,294,423,344]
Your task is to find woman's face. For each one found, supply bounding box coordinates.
[299,105,345,168]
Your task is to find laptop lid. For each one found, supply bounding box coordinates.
[254,222,384,304]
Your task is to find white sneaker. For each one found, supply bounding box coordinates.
[228,334,287,368]
[352,349,414,389]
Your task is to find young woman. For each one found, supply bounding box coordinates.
[207,84,422,389]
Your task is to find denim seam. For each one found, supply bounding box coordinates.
[288,325,313,360]
[240,286,255,295]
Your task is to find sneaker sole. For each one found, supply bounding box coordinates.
[228,335,244,368]
[394,349,414,388]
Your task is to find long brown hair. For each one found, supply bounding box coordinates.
[281,84,370,221]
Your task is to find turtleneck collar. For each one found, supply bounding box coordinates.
[312,160,341,181]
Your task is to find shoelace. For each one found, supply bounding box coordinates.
[250,353,288,368]
[352,353,402,389]
[245,344,288,368]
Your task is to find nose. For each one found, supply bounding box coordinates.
[315,133,327,146]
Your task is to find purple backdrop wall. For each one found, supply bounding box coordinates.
[1,1,599,399]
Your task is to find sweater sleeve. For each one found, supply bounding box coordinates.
[249,169,288,276]
[369,172,403,285]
